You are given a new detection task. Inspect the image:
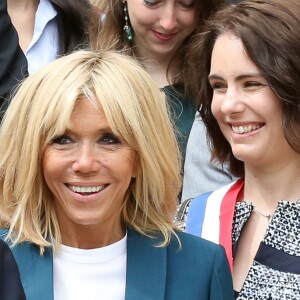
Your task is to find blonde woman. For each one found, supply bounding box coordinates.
[0,50,233,300]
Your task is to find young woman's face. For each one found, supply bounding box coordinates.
[209,33,295,169]
[43,98,137,243]
[127,0,196,60]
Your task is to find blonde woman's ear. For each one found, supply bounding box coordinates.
[131,154,139,178]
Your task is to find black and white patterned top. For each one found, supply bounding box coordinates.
[177,199,300,299]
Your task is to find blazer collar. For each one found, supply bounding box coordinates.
[126,228,167,300]
[10,228,167,300]
[12,242,53,300]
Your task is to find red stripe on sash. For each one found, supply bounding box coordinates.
[219,179,244,271]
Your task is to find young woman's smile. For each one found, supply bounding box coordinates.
[209,33,294,169]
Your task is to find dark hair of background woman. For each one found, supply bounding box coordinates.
[51,0,96,54]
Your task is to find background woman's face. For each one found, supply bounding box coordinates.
[127,0,196,60]
[209,33,294,170]
[43,98,137,240]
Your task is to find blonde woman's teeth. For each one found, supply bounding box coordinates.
[68,185,105,193]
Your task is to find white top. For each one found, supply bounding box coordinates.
[53,234,127,300]
[25,0,59,74]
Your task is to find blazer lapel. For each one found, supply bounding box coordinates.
[126,228,167,300]
[12,243,53,300]
[6,229,167,300]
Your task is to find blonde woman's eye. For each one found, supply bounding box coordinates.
[98,133,124,151]
[50,135,75,151]
[98,133,121,145]
[52,135,72,145]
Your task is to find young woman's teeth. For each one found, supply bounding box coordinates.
[69,185,105,193]
[232,124,261,134]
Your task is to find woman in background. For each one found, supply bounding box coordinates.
[0,0,97,121]
[178,0,300,298]
[7,0,93,73]
[91,0,228,181]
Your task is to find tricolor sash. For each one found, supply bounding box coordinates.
[186,179,244,271]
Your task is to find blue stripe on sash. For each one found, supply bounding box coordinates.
[186,192,212,237]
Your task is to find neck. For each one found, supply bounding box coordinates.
[7,0,39,10]
[243,156,300,212]
[132,48,177,88]
[142,61,169,88]
[59,221,126,249]
[7,0,39,52]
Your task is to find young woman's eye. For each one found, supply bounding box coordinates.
[143,0,159,7]
[178,1,194,9]
[245,81,260,86]
[210,82,227,91]
[51,135,72,145]
[244,81,267,89]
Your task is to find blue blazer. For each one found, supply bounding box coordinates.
[0,228,233,299]
[0,239,26,300]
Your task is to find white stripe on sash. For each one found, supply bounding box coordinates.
[201,182,236,244]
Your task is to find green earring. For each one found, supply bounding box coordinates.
[123,0,133,41]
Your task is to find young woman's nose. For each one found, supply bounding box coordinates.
[219,87,245,115]
[159,4,177,31]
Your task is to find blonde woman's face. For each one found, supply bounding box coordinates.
[127,0,196,60]
[43,98,137,245]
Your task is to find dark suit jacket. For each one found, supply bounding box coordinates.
[0,239,26,300]
[0,0,28,121]
[0,228,234,299]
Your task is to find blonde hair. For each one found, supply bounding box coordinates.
[0,50,181,250]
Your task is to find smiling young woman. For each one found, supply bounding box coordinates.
[177,0,300,299]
